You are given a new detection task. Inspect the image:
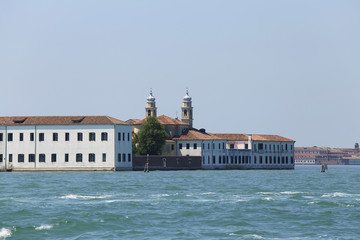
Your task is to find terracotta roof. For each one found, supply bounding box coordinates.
[213,133,249,141]
[0,116,128,126]
[134,115,189,126]
[173,129,223,141]
[251,134,295,142]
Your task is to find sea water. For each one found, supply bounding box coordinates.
[0,165,359,239]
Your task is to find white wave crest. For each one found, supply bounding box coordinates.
[263,197,273,201]
[280,191,303,195]
[321,192,357,198]
[35,225,53,230]
[0,228,12,239]
[243,234,264,239]
[150,194,170,197]
[59,194,111,200]
[200,192,216,195]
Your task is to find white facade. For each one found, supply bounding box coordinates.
[0,117,132,171]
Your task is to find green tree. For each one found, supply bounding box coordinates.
[133,116,168,155]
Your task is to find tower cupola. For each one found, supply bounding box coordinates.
[181,89,193,128]
[145,89,157,117]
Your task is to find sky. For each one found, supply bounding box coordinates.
[1,0,360,148]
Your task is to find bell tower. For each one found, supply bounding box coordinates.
[181,89,193,128]
[145,89,157,117]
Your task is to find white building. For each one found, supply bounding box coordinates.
[0,116,132,171]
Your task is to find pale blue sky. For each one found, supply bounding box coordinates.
[1,0,360,147]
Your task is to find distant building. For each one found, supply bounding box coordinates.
[0,116,132,171]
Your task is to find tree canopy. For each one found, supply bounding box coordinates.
[133,116,168,155]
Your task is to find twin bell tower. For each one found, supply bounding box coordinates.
[145,89,193,128]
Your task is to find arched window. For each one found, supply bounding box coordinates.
[148,110,151,116]
[184,109,187,116]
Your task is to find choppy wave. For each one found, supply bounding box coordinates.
[59,194,111,200]
[0,228,12,239]
[321,192,360,198]
[35,225,53,230]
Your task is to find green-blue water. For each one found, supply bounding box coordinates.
[1,166,360,239]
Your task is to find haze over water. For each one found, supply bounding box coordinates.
[1,166,360,239]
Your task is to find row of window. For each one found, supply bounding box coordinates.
[179,142,226,150]
[203,155,294,165]
[255,143,293,151]
[0,153,132,163]
[0,132,131,142]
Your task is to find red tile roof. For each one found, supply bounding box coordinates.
[213,133,294,142]
[0,116,128,126]
[172,130,223,141]
[134,115,189,126]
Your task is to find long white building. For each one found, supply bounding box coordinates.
[0,116,132,171]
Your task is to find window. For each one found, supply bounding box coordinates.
[118,153,121,162]
[285,144,288,150]
[258,143,263,150]
[8,133,13,142]
[89,153,95,162]
[9,154,12,162]
[223,143,225,149]
[245,144,248,149]
[128,133,130,141]
[39,154,46,163]
[218,156,221,164]
[64,153,69,162]
[281,157,284,164]
[51,154,57,162]
[101,132,108,141]
[18,154,24,163]
[39,133,44,142]
[53,133,58,141]
[286,156,288,164]
[30,133,34,141]
[128,154,131,162]
[254,156,257,164]
[20,133,24,141]
[118,132,121,141]
[265,156,268,164]
[123,153,126,162]
[219,143,221,149]
[123,133,125,141]
[230,144,234,149]
[78,132,83,141]
[186,143,190,149]
[194,143,197,149]
[89,132,96,141]
[291,157,294,164]
[29,154,35,163]
[0,154,2,163]
[102,153,106,162]
[171,145,174,151]
[0,133,3,141]
[212,156,215,164]
[65,133,70,141]
[76,153,82,162]
[179,144,182,149]
[260,156,263,164]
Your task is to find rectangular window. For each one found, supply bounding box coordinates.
[89,132,96,141]
[128,153,131,162]
[123,133,125,141]
[258,143,263,150]
[9,154,13,162]
[78,132,83,141]
[102,153,106,162]
[89,153,95,162]
[0,133,3,141]
[30,133,34,141]
[219,143,221,149]
[39,154,46,162]
[0,154,3,163]
[194,143,197,149]
[20,133,24,141]
[118,132,121,141]
[179,144,182,149]
[186,143,190,149]
[128,133,130,141]
[28,154,35,163]
[118,153,121,162]
[101,132,108,141]
[171,145,174,151]
[53,133,58,141]
[212,156,215,164]
[39,133,44,142]
[8,133,13,142]
[76,153,82,162]
[230,144,234,149]
[223,143,225,149]
[65,133,70,141]
[65,153,69,162]
[123,153,126,162]
[18,154,24,163]
[245,144,248,149]
[51,154,57,162]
